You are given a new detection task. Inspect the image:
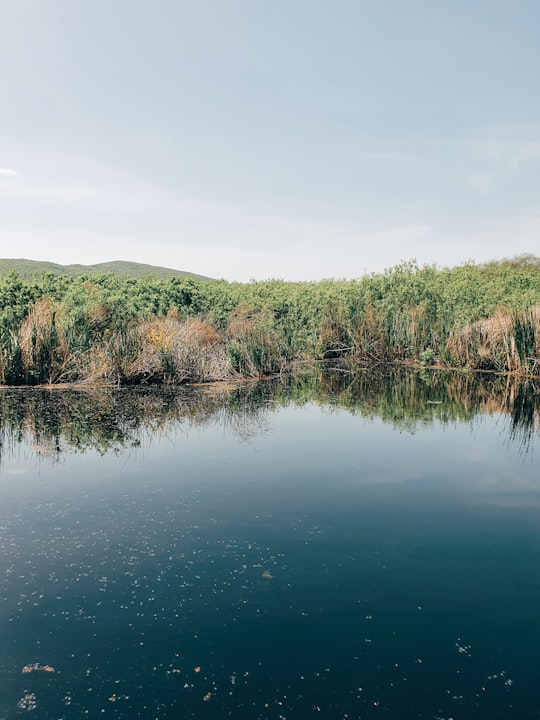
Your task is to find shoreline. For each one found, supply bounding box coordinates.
[1,358,538,391]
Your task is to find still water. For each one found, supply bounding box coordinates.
[0,370,539,719]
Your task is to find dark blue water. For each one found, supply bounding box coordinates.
[0,376,539,719]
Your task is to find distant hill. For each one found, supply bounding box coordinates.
[0,259,212,281]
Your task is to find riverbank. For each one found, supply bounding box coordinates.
[0,257,539,385]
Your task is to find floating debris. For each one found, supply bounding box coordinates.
[22,663,55,674]
[261,570,273,579]
[17,693,37,711]
[455,641,472,656]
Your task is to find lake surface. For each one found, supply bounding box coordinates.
[0,369,539,719]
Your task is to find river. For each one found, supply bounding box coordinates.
[0,368,539,719]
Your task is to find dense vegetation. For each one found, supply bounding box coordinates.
[0,255,539,385]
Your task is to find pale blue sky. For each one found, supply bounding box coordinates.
[1,1,539,280]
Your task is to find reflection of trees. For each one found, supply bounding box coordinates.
[0,367,538,464]
[0,384,274,466]
[307,366,539,451]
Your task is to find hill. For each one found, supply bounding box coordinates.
[0,258,212,281]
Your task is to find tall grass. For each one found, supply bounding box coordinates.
[0,297,77,385]
[446,307,540,375]
[225,305,286,377]
[0,259,539,384]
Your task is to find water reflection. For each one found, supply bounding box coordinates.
[0,368,538,464]
[503,377,540,453]
[1,368,539,719]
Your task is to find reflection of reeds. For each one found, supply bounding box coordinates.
[0,367,538,465]
[503,378,540,453]
[0,383,274,464]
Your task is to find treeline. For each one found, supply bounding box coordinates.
[0,255,539,385]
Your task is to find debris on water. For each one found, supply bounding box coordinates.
[261,570,273,579]
[17,693,37,711]
[21,664,55,674]
[455,641,472,656]
[202,691,212,701]
[194,666,201,673]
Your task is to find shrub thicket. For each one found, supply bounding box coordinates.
[0,256,539,384]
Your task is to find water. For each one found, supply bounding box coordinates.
[0,370,539,719]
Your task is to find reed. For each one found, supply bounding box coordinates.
[134,316,228,383]
[225,305,287,377]
[446,306,540,374]
[0,259,539,385]
[512,307,539,374]
[16,296,78,384]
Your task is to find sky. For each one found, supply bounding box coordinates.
[1,0,539,281]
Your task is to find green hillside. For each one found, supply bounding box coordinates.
[0,258,212,281]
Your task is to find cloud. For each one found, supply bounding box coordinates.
[0,168,17,176]
[0,182,95,201]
